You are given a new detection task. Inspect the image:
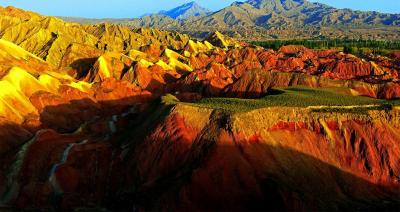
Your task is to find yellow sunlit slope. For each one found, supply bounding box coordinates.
[0,80,37,123]
[2,67,47,97]
[68,81,92,92]
[38,74,61,93]
[0,39,43,61]
[97,56,112,79]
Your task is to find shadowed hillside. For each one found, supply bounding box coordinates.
[1,100,400,210]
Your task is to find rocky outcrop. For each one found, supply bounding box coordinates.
[205,31,242,49]
[0,9,190,69]
[2,6,400,100]
[225,69,273,98]
[172,63,234,97]
[0,39,52,75]
[114,105,400,211]
[2,104,399,211]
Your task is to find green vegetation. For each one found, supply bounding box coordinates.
[252,39,400,56]
[189,86,400,112]
[161,93,180,105]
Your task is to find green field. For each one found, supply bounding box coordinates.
[251,39,400,56]
[188,86,400,112]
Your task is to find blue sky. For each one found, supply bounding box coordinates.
[0,0,399,18]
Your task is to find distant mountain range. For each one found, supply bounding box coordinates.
[60,0,400,40]
[61,1,210,25]
[191,0,400,28]
[158,1,211,20]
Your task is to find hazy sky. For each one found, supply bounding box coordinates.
[0,0,399,18]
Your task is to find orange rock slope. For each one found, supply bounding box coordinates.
[0,6,399,211]
[1,104,400,211]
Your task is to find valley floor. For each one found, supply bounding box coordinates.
[191,86,400,112]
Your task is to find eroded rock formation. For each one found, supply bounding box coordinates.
[0,7,399,211]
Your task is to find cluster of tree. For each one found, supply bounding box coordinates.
[252,39,400,56]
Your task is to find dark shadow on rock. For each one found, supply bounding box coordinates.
[268,88,285,95]
[113,141,400,211]
[0,89,399,211]
[70,58,98,79]
[0,95,171,210]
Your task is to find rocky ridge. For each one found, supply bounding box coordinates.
[59,0,400,40]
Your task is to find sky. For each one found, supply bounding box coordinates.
[0,0,399,19]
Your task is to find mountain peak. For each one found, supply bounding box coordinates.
[183,1,199,7]
[246,0,308,10]
[158,1,212,20]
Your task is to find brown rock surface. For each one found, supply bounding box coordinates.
[225,69,273,98]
